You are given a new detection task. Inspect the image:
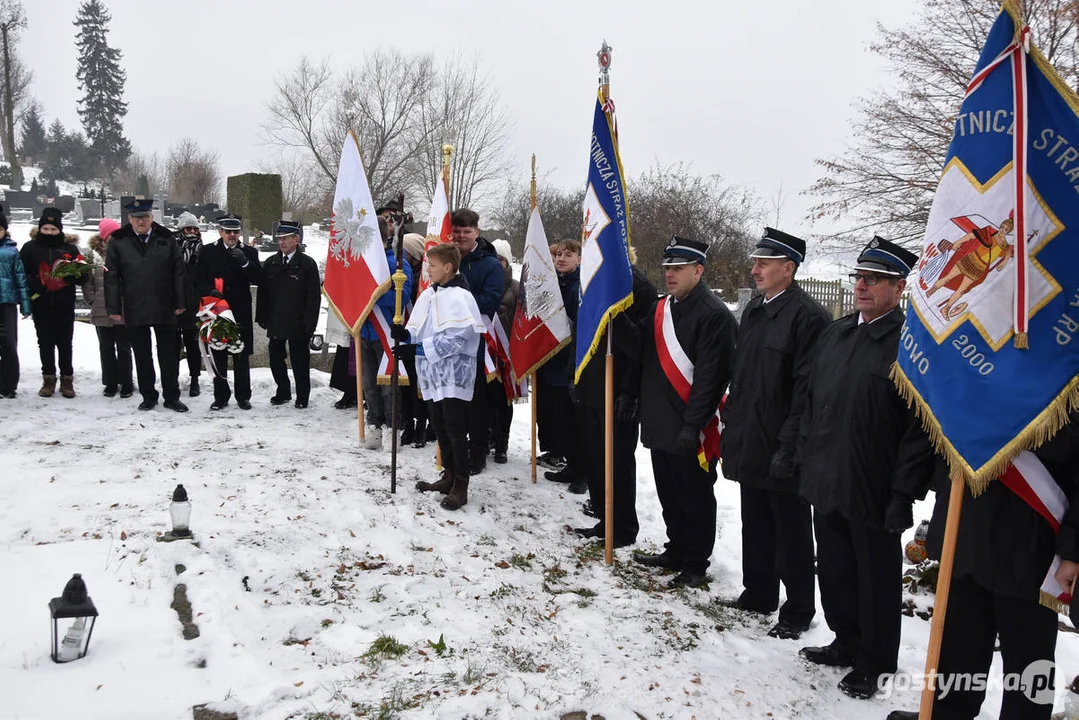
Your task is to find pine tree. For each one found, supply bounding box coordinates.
[73,0,130,174]
[17,100,45,163]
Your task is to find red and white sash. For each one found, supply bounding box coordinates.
[999,450,1072,610]
[653,296,723,471]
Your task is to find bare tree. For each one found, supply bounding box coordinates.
[114,149,163,196]
[491,178,584,258]
[260,151,331,220]
[0,0,29,189]
[806,0,1079,250]
[165,138,220,205]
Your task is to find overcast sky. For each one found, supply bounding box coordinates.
[24,0,917,243]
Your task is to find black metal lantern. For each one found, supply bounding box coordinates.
[49,574,98,663]
[169,484,192,538]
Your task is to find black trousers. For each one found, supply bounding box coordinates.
[128,324,181,403]
[0,304,20,394]
[650,449,717,575]
[466,349,491,460]
[211,349,251,404]
[31,304,75,376]
[400,354,427,425]
[583,405,640,544]
[95,325,133,391]
[537,381,574,457]
[176,311,201,377]
[329,343,355,399]
[739,485,816,627]
[814,509,901,676]
[928,575,1058,720]
[488,378,512,453]
[429,398,469,479]
[268,335,311,402]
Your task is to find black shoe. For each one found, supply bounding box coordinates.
[537,452,566,470]
[568,478,588,494]
[237,399,252,410]
[544,468,575,484]
[138,398,158,411]
[573,524,603,539]
[425,424,436,442]
[189,377,200,397]
[210,400,227,411]
[294,399,308,409]
[164,399,189,413]
[469,455,486,475]
[582,500,597,518]
[885,713,918,720]
[767,620,811,640]
[493,449,508,464]
[799,640,856,668]
[334,395,357,410]
[667,571,708,589]
[120,386,135,398]
[715,592,776,615]
[270,394,292,406]
[633,551,681,570]
[838,670,882,700]
[103,386,118,397]
[413,435,427,449]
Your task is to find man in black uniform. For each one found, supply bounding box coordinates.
[256,221,321,409]
[617,236,736,588]
[573,259,656,546]
[197,213,261,411]
[105,198,188,412]
[887,416,1079,720]
[798,237,934,699]
[721,227,829,640]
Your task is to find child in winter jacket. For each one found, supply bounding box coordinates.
[0,208,32,397]
[391,243,486,511]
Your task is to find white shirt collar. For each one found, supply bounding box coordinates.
[763,288,788,304]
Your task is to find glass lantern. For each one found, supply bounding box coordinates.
[49,574,98,663]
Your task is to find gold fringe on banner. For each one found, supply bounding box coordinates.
[1041,589,1070,617]
[1014,332,1029,349]
[891,362,1079,496]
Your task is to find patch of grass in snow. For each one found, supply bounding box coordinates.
[509,552,534,570]
[364,634,408,661]
[692,600,740,632]
[542,564,568,584]
[490,583,514,599]
[475,533,496,546]
[351,682,426,719]
[500,644,548,673]
[368,585,386,603]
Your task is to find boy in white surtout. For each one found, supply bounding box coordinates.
[391,243,486,510]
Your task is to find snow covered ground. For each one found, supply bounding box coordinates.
[2,262,1078,720]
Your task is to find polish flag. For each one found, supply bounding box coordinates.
[418,177,452,294]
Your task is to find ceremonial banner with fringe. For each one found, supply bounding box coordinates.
[510,206,572,379]
[419,176,452,295]
[894,2,1079,496]
[575,89,634,382]
[323,131,391,334]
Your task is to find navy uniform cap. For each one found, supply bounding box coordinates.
[125,197,154,216]
[855,236,919,277]
[217,213,243,231]
[275,220,302,237]
[662,235,709,266]
[751,227,806,264]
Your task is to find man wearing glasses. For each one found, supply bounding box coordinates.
[105,197,188,412]
[197,213,261,411]
[796,237,935,700]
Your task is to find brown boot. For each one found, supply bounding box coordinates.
[440,475,469,511]
[39,374,57,398]
[416,470,454,494]
[59,375,75,398]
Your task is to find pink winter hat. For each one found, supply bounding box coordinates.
[99,218,121,240]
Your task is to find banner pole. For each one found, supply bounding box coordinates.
[530,154,538,485]
[604,328,614,566]
[355,336,364,445]
[918,476,965,719]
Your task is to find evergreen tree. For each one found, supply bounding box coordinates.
[136,174,149,197]
[73,0,130,173]
[28,176,37,192]
[17,101,45,163]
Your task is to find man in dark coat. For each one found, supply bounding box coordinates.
[450,208,504,475]
[255,220,321,409]
[616,236,737,588]
[887,417,1079,720]
[797,237,934,699]
[574,261,656,546]
[105,198,188,412]
[720,227,829,640]
[174,212,204,397]
[197,214,261,411]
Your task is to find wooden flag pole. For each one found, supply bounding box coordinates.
[355,336,365,444]
[918,476,965,719]
[530,154,539,485]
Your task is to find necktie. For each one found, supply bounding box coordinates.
[139,234,148,243]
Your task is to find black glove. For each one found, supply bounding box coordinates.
[675,425,699,456]
[228,246,248,266]
[568,383,579,406]
[390,324,410,343]
[769,449,794,481]
[884,493,915,533]
[614,394,639,422]
[392,343,416,360]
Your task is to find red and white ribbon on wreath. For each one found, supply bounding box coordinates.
[196,278,243,377]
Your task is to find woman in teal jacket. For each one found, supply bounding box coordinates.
[0,208,32,397]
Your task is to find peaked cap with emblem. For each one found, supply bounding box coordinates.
[275,220,302,237]
[662,235,709,266]
[125,197,154,217]
[854,236,919,277]
[751,227,806,264]
[216,213,243,231]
